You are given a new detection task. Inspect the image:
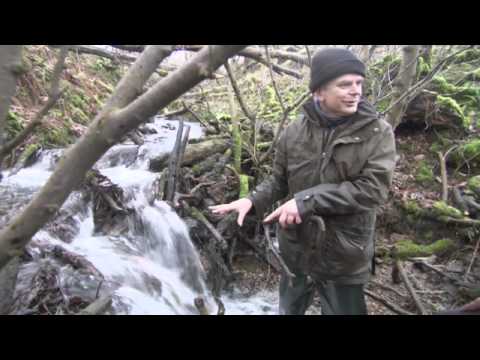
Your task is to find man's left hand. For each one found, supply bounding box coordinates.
[263,199,302,228]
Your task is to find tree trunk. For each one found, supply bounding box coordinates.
[0,45,23,147]
[0,45,248,270]
[0,257,20,314]
[385,45,420,129]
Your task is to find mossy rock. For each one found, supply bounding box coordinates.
[395,238,455,259]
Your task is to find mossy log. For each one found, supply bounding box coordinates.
[149,139,230,172]
[394,238,455,260]
[400,199,480,226]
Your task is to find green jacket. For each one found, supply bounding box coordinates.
[248,98,396,284]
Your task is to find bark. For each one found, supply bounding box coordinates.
[0,45,247,270]
[116,44,309,70]
[0,45,23,147]
[0,257,20,314]
[385,45,420,129]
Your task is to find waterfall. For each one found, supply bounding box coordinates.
[0,117,278,315]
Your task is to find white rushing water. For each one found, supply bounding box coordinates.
[0,117,279,315]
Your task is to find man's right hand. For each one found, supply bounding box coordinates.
[209,198,253,227]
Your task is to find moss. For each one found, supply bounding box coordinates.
[462,138,480,161]
[395,238,455,259]
[429,142,444,153]
[191,164,202,176]
[38,125,74,148]
[6,111,24,138]
[403,200,423,218]
[454,48,480,64]
[416,160,435,184]
[417,56,431,77]
[467,175,480,197]
[71,107,90,125]
[19,143,41,162]
[432,201,464,219]
[437,95,465,120]
[239,174,249,198]
[232,118,242,174]
[423,230,434,241]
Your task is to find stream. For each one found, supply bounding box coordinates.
[0,117,278,315]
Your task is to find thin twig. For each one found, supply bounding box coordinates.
[368,279,407,298]
[305,45,312,67]
[464,237,480,281]
[437,151,449,202]
[259,90,310,164]
[263,224,295,285]
[265,46,286,113]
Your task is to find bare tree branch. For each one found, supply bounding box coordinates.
[50,45,137,63]
[0,45,248,270]
[0,46,68,161]
[382,46,474,125]
[259,90,310,164]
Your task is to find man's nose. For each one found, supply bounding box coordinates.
[349,84,362,96]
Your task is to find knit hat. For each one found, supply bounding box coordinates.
[309,48,366,92]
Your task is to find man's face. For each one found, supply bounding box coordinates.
[314,73,364,117]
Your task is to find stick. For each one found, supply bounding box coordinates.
[263,224,296,285]
[368,279,407,298]
[438,152,449,202]
[165,119,184,202]
[464,237,480,281]
[364,289,414,315]
[395,260,427,315]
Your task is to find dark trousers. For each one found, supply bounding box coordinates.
[279,274,368,315]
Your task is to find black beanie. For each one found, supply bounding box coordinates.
[309,48,366,93]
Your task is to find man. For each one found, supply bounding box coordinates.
[210,48,396,315]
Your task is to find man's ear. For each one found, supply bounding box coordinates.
[314,89,324,102]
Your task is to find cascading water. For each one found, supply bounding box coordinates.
[0,117,280,315]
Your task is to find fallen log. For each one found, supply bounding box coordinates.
[149,138,230,172]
